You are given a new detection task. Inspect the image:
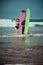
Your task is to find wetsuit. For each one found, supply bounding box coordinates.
[22,20,25,34]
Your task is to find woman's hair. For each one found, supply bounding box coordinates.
[16,18,20,22]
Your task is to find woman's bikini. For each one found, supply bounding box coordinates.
[15,24,19,29]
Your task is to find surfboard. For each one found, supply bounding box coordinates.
[24,8,30,43]
[24,8,30,34]
[19,11,26,34]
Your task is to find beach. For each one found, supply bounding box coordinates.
[0,0,43,64]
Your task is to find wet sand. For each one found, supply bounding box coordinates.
[0,36,43,64]
[0,43,43,64]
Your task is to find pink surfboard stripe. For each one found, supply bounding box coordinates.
[19,12,26,34]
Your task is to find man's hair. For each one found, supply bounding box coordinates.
[21,10,26,12]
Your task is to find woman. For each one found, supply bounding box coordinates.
[15,18,20,34]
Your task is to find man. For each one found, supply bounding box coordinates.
[21,10,26,34]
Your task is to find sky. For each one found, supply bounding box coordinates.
[0,0,43,19]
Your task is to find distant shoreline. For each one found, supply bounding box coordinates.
[30,19,43,22]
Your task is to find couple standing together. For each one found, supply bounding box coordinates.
[15,10,26,34]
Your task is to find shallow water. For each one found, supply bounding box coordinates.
[0,26,43,64]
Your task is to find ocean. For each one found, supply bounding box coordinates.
[0,24,43,64]
[0,26,43,43]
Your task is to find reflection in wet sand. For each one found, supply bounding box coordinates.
[0,63,43,65]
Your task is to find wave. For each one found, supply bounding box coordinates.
[0,19,43,27]
[0,34,43,38]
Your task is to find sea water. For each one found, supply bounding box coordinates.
[0,25,43,63]
[0,26,43,43]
